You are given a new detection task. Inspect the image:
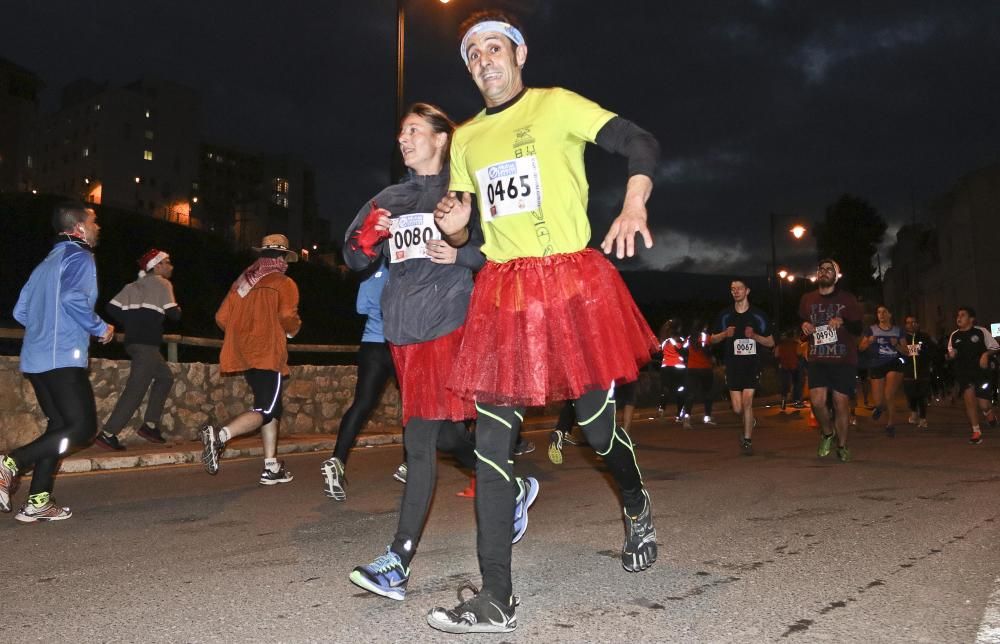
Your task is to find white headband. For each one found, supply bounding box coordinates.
[460,21,525,65]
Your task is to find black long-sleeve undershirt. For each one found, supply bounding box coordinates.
[594,116,660,179]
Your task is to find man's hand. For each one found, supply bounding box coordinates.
[601,174,654,259]
[744,326,755,338]
[601,202,653,259]
[426,239,458,265]
[724,326,736,338]
[99,324,115,344]
[802,321,815,336]
[434,192,473,237]
[828,316,844,330]
[980,353,990,370]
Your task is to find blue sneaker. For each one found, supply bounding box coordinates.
[871,406,883,421]
[512,477,539,544]
[349,547,410,601]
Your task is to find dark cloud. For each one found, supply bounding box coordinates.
[4,1,998,275]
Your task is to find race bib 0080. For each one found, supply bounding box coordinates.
[475,156,542,222]
[734,339,757,356]
[814,325,837,346]
[387,213,440,263]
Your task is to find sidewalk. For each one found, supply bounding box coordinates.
[57,411,572,474]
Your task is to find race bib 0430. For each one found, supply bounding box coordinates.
[734,338,757,356]
[387,213,440,263]
[475,156,542,221]
[814,325,837,346]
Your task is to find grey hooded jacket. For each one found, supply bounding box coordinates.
[343,170,484,346]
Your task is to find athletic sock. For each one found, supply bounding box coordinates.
[28,491,50,507]
[218,427,231,443]
[264,458,279,472]
[390,538,415,568]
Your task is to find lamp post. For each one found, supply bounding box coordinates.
[394,0,452,178]
[769,213,808,329]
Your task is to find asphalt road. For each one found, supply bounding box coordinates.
[3,401,1000,643]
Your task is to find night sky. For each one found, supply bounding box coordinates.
[6,0,1000,277]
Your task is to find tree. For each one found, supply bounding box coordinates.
[813,194,887,297]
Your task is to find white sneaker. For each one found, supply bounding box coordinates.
[15,500,71,523]
[703,415,716,425]
[321,457,346,501]
[908,412,918,425]
[393,463,407,484]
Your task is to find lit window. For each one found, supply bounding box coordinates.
[94,103,101,111]
[145,110,151,118]
[83,147,89,158]
[26,155,33,168]
[206,152,214,160]
[144,150,154,161]
[145,130,154,140]
[192,182,199,190]
[135,176,142,184]
[273,194,289,208]
[274,177,289,193]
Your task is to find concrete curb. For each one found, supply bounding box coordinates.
[58,432,404,474]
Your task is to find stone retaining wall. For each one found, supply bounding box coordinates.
[0,356,401,453]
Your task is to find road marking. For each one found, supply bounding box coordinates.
[978,576,1000,643]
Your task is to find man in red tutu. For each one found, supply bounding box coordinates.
[428,9,661,634]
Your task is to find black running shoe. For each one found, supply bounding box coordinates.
[427,585,516,634]
[885,424,895,438]
[259,463,293,485]
[512,439,535,456]
[137,423,167,444]
[622,489,657,572]
[740,437,753,456]
[95,432,126,451]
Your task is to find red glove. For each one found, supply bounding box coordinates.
[349,201,391,258]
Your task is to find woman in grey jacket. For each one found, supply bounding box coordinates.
[342,103,537,602]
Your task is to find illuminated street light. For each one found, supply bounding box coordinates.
[809,275,817,283]
[790,225,806,239]
[787,274,796,283]
[778,269,788,279]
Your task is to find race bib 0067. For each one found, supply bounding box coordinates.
[475,156,542,222]
[734,339,757,356]
[387,213,440,263]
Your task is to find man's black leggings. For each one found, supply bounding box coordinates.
[904,378,930,419]
[390,418,476,566]
[12,367,97,496]
[333,342,395,464]
[475,386,645,602]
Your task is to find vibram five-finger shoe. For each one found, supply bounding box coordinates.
[622,489,657,572]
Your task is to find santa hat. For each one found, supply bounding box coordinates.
[138,248,169,277]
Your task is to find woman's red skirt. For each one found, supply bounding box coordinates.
[447,248,658,407]
[390,325,476,426]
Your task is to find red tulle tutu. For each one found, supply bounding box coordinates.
[390,325,477,426]
[447,248,657,407]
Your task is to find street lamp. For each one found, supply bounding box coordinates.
[769,213,808,328]
[394,0,453,177]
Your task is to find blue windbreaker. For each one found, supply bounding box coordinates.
[357,265,388,343]
[13,239,109,373]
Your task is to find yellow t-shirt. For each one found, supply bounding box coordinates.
[449,87,615,262]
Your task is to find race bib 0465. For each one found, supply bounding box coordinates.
[475,156,542,221]
[387,213,440,263]
[814,325,837,346]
